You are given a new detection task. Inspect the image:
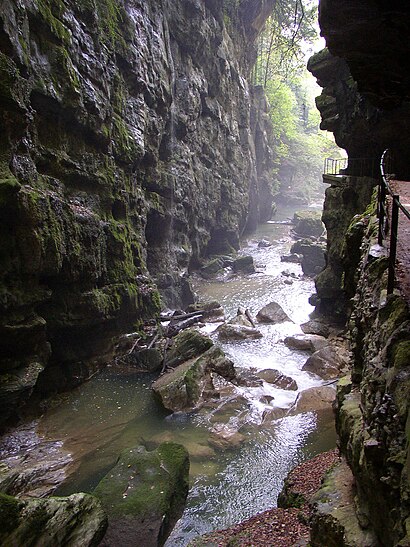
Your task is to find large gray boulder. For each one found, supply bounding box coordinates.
[94,443,189,547]
[0,492,107,547]
[293,211,324,238]
[289,386,336,414]
[165,329,213,368]
[302,346,348,380]
[256,302,292,324]
[256,369,298,390]
[152,346,235,412]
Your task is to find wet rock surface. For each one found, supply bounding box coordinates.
[0,492,107,547]
[302,346,348,380]
[0,0,275,423]
[289,386,336,414]
[256,301,292,324]
[152,344,235,412]
[256,369,297,391]
[94,442,189,547]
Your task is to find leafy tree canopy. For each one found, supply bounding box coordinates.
[252,0,342,204]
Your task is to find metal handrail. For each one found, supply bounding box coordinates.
[380,150,410,221]
[378,149,410,294]
[324,157,378,177]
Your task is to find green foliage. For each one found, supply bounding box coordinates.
[253,0,342,202]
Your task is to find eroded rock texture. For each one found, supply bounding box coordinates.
[309,2,410,320]
[0,0,275,426]
[310,1,410,544]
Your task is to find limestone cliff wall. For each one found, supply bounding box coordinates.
[310,1,410,544]
[0,0,274,426]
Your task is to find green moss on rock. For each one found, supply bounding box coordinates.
[0,493,22,537]
[93,442,189,546]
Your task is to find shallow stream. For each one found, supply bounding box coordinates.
[0,204,337,546]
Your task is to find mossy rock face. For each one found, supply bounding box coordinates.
[153,345,235,412]
[0,492,107,547]
[166,329,214,369]
[0,0,276,423]
[310,459,378,547]
[93,442,189,547]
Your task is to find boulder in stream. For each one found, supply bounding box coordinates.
[233,255,255,274]
[300,319,331,338]
[291,239,326,277]
[152,346,235,412]
[124,348,163,372]
[302,346,348,380]
[292,211,324,238]
[289,386,336,414]
[256,301,292,324]
[217,323,262,341]
[280,253,302,264]
[256,369,298,391]
[0,492,107,547]
[284,334,328,353]
[93,442,189,547]
[200,257,225,278]
[165,329,213,368]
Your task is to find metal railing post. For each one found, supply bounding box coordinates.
[378,178,386,245]
[387,195,399,294]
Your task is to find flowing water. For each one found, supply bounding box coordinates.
[1,203,337,546]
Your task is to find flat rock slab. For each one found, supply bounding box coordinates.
[310,458,378,546]
[94,443,189,547]
[0,492,107,547]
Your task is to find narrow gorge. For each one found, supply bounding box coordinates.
[1,0,410,546]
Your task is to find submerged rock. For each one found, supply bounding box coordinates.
[94,443,189,547]
[256,302,292,324]
[152,346,235,412]
[208,425,246,450]
[0,492,107,547]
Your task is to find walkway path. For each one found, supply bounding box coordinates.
[390,180,410,302]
